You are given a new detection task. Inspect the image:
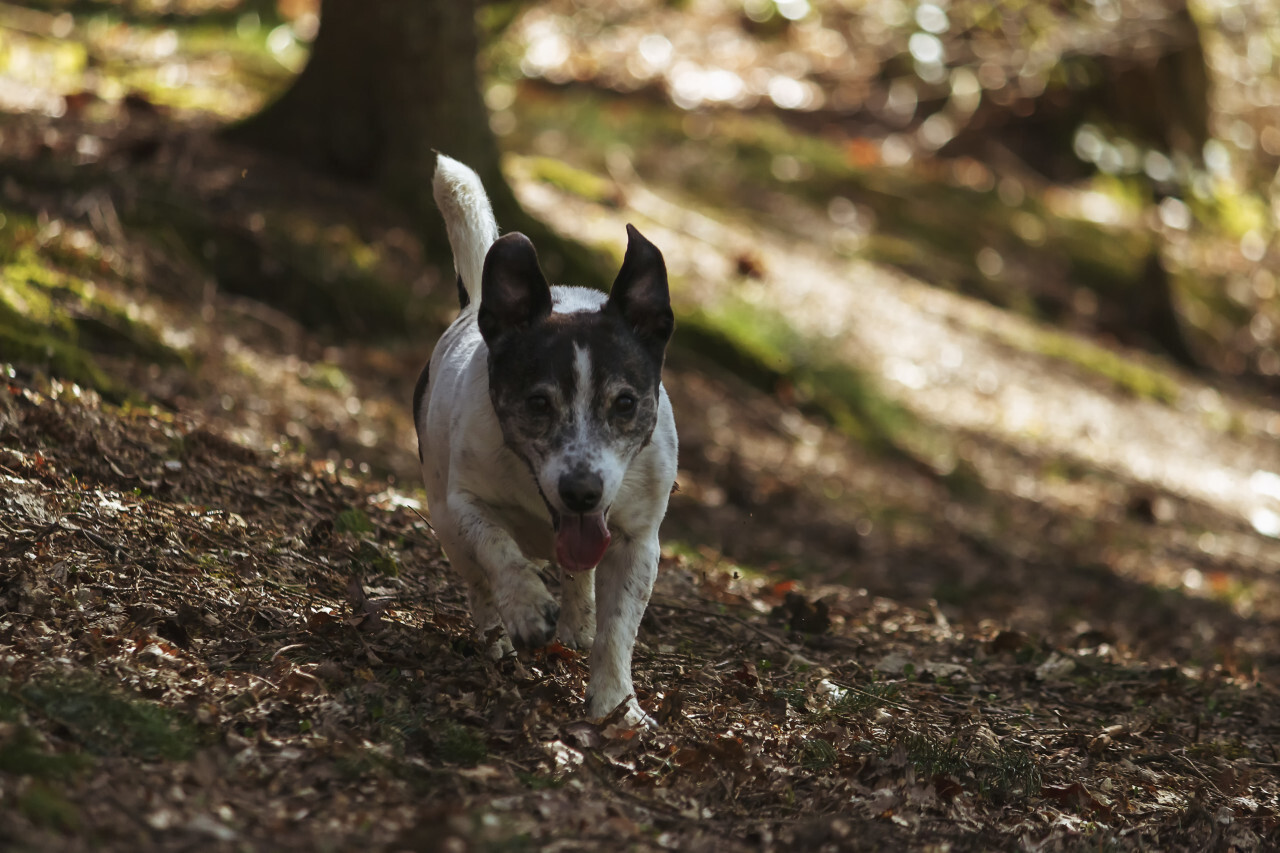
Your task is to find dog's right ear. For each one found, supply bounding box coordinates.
[478,233,553,345]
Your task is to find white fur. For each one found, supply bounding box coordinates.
[432,154,500,305]
[419,156,677,728]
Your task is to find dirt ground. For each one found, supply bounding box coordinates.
[3,2,1280,850]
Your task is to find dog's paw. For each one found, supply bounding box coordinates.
[486,634,515,660]
[476,621,515,659]
[556,616,595,650]
[504,593,560,651]
[587,691,658,730]
[621,699,658,731]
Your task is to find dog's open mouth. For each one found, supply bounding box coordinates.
[554,511,611,572]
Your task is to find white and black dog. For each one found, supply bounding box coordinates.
[414,155,677,726]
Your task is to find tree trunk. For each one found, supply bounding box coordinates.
[226,0,514,259]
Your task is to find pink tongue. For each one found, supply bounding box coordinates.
[555,513,611,572]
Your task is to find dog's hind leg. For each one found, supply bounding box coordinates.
[557,567,596,650]
[586,531,659,728]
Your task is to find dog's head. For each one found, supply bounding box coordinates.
[477,225,673,572]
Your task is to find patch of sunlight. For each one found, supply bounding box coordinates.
[0,217,189,396]
[523,157,620,206]
[676,297,936,461]
[1249,508,1280,538]
[1000,323,1183,406]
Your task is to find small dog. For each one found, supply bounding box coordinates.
[415,155,677,726]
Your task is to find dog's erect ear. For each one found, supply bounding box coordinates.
[606,225,674,362]
[478,233,553,346]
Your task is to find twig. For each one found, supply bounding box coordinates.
[648,597,781,646]
[579,751,685,818]
[76,526,131,562]
[822,678,949,719]
[408,505,435,535]
[1173,749,1232,800]
[0,519,63,557]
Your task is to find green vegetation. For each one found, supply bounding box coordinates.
[677,299,927,457]
[17,672,199,761]
[17,782,81,832]
[1005,324,1185,404]
[828,680,902,716]
[335,507,375,535]
[796,737,838,770]
[0,212,186,399]
[433,721,488,767]
[0,724,92,779]
[521,156,620,207]
[508,88,1198,410]
[898,730,1042,803]
[508,89,1149,323]
[132,199,431,337]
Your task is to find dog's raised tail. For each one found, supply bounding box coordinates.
[433,154,499,309]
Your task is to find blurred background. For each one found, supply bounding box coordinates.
[494,0,1277,382]
[3,0,1280,668]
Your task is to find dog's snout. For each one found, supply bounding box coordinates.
[559,470,603,513]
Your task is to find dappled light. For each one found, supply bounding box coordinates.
[2,0,1280,849]
[501,0,1280,383]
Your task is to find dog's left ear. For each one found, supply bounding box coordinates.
[606,225,674,364]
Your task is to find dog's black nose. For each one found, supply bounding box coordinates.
[559,471,603,513]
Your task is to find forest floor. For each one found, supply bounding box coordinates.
[3,3,1280,851]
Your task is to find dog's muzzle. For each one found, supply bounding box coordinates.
[550,470,611,572]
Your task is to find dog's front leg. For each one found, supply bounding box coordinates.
[557,568,596,650]
[447,493,559,650]
[586,531,659,728]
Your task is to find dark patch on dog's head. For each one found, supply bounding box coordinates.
[481,226,673,517]
[477,233,552,348]
[486,311,663,450]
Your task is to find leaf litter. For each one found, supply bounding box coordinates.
[1,375,1278,851]
[1,2,1280,850]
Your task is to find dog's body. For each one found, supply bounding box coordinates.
[415,155,677,726]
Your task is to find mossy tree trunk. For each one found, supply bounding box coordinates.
[226,0,516,263]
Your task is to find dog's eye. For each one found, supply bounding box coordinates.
[526,394,551,415]
[613,393,636,417]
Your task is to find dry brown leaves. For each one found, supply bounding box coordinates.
[1,378,1279,851]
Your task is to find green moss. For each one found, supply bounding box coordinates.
[134,201,426,337]
[17,782,81,832]
[0,212,189,397]
[1021,326,1182,404]
[0,724,92,779]
[675,299,927,457]
[355,539,400,577]
[524,156,619,206]
[335,508,375,535]
[434,721,488,767]
[57,6,294,119]
[0,263,115,394]
[505,88,1171,360]
[301,362,353,392]
[19,673,199,761]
